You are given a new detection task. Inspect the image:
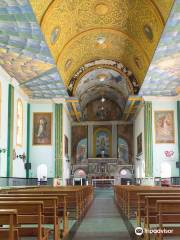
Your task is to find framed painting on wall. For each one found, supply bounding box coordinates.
[137,133,142,156]
[33,112,52,145]
[154,111,175,143]
[94,128,111,158]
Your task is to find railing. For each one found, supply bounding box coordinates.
[0,177,53,187]
[92,178,115,188]
[88,158,118,164]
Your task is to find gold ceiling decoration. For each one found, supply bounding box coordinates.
[30,0,174,86]
[57,29,150,85]
[95,3,109,15]
[50,26,61,44]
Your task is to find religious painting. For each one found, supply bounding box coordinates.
[155,111,175,143]
[83,98,122,121]
[76,138,87,163]
[64,135,68,156]
[16,98,23,147]
[33,112,52,145]
[94,128,111,157]
[118,125,133,163]
[118,137,129,161]
[137,133,142,156]
[72,126,88,163]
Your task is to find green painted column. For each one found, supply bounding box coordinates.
[177,101,180,176]
[26,103,30,178]
[144,101,153,177]
[55,104,63,177]
[7,84,14,177]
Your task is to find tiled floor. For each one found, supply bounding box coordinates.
[68,188,131,240]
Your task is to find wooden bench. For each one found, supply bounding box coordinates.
[11,186,94,221]
[0,201,50,240]
[6,185,93,236]
[156,200,180,239]
[143,195,180,240]
[5,190,68,236]
[0,196,59,240]
[114,185,180,219]
[137,192,180,226]
[0,209,18,240]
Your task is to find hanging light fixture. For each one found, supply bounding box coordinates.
[101,96,106,103]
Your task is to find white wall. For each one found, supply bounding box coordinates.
[29,103,55,178]
[0,67,11,176]
[134,99,179,179]
[13,89,28,178]
[0,66,28,177]
[133,106,145,178]
[152,100,179,177]
[62,104,72,185]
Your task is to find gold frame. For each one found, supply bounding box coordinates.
[16,98,23,147]
[93,127,112,157]
[154,110,175,144]
[33,112,52,145]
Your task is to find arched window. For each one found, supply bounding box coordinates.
[16,98,23,146]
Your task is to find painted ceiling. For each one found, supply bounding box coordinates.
[140,0,180,96]
[0,0,68,99]
[75,68,130,110]
[0,0,179,121]
[29,0,175,121]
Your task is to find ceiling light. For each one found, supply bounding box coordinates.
[97,74,107,82]
[101,97,106,102]
[96,36,106,44]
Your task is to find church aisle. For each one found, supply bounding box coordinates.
[69,188,131,240]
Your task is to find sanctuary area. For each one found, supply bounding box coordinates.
[0,0,180,239]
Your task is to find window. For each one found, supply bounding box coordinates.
[16,98,23,146]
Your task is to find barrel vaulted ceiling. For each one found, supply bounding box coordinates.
[30,0,174,85]
[29,0,175,120]
[0,0,178,121]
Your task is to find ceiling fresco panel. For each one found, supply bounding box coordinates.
[0,0,67,99]
[140,0,180,96]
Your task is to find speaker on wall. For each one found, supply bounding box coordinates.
[25,163,31,170]
[176,162,180,168]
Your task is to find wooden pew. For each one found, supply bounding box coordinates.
[0,209,18,240]
[143,195,180,240]
[6,185,93,236]
[137,192,180,226]
[0,201,49,240]
[5,190,68,236]
[11,186,94,220]
[156,200,180,239]
[114,185,180,219]
[0,196,59,240]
